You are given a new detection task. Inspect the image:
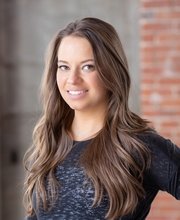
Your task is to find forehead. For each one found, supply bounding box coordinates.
[57,36,94,59]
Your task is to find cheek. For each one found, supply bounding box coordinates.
[93,76,106,91]
[95,78,108,98]
[56,73,63,91]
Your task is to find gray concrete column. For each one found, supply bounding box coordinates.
[0,1,140,219]
[0,0,5,217]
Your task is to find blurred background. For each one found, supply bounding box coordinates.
[0,0,179,219]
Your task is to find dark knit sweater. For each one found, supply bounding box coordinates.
[26,132,180,220]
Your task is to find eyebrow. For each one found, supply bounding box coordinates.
[57,59,95,64]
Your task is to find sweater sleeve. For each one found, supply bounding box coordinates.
[25,214,37,220]
[143,132,180,199]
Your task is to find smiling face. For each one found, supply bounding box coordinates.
[56,36,108,114]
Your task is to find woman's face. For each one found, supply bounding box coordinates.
[56,36,108,114]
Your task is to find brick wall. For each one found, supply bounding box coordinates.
[140,0,180,219]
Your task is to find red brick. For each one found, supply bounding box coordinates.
[159,78,180,84]
[141,66,163,74]
[142,23,172,31]
[142,0,180,8]
[157,11,180,20]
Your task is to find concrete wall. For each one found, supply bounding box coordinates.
[0,0,139,219]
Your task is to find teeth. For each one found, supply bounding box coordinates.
[68,90,86,95]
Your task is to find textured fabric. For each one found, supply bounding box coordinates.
[26,132,180,220]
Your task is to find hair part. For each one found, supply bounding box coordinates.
[24,17,151,219]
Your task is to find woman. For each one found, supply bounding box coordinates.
[24,17,180,220]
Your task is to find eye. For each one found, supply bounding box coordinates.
[82,64,95,72]
[58,65,70,71]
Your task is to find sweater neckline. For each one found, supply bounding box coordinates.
[73,138,92,145]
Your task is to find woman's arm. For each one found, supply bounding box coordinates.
[141,132,180,199]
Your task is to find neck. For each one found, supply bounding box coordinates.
[69,110,106,141]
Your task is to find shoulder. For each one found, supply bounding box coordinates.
[136,130,180,163]
[137,130,168,145]
[136,131,180,199]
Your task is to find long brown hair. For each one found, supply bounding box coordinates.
[24,17,151,219]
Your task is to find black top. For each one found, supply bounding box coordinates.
[26,132,180,220]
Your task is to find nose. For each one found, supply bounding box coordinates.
[67,69,81,84]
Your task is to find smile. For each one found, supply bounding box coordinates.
[67,90,88,95]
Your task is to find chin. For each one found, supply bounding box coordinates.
[69,104,87,112]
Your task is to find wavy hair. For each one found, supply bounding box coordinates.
[24,17,151,220]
